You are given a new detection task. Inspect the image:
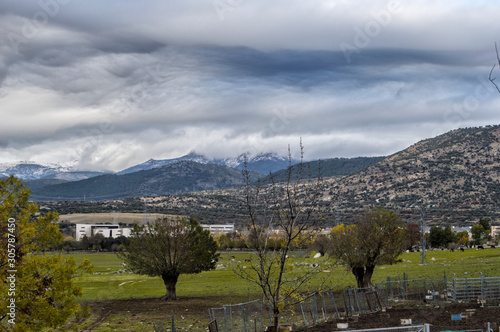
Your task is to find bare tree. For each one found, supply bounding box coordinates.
[232,141,334,330]
[489,42,500,94]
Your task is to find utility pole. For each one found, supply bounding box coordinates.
[413,199,429,265]
[335,193,343,227]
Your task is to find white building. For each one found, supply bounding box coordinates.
[201,224,235,235]
[75,224,132,241]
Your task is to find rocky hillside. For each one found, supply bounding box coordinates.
[332,125,500,224]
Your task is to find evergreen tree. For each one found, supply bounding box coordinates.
[1,176,93,331]
[119,216,219,300]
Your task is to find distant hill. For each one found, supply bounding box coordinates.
[0,161,107,181]
[23,179,70,190]
[117,152,293,175]
[259,156,385,183]
[31,161,263,201]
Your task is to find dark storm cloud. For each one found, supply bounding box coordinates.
[0,0,499,170]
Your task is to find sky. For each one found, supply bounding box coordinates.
[1,0,500,172]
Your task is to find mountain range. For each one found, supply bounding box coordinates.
[41,125,500,226]
[28,155,383,201]
[29,161,263,201]
[0,152,292,184]
[117,152,292,175]
[0,161,106,181]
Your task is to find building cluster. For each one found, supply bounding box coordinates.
[73,222,499,243]
[75,223,235,240]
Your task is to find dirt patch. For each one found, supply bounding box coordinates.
[302,303,500,332]
[79,296,244,331]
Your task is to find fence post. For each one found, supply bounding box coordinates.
[330,290,340,319]
[353,289,362,314]
[431,281,438,306]
[452,277,456,301]
[423,278,426,301]
[241,303,247,332]
[343,289,350,317]
[465,277,469,302]
[444,271,448,301]
[321,292,328,319]
[300,300,308,326]
[397,275,401,297]
[313,293,319,324]
[403,273,407,300]
[172,316,176,332]
[388,276,393,298]
[480,273,485,305]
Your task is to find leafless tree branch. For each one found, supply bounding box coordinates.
[489,42,500,94]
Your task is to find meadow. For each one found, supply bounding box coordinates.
[70,249,500,331]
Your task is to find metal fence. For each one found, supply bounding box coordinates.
[209,299,265,332]
[345,324,430,332]
[374,274,449,306]
[450,276,500,304]
[208,288,388,332]
[208,275,500,331]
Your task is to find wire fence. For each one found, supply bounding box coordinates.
[450,276,500,304]
[346,324,430,332]
[207,274,500,331]
[209,299,265,332]
[374,273,450,306]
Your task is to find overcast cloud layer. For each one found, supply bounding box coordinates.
[1,0,500,171]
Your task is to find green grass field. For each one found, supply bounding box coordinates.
[67,249,500,331]
[72,249,500,301]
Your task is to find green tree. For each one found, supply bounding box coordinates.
[442,226,457,247]
[329,207,407,288]
[1,176,93,331]
[119,216,219,300]
[478,218,491,231]
[478,218,491,241]
[471,224,486,245]
[405,223,421,250]
[429,226,456,248]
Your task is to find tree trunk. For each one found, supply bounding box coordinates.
[363,265,375,288]
[352,266,365,288]
[160,272,179,300]
[272,306,280,331]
